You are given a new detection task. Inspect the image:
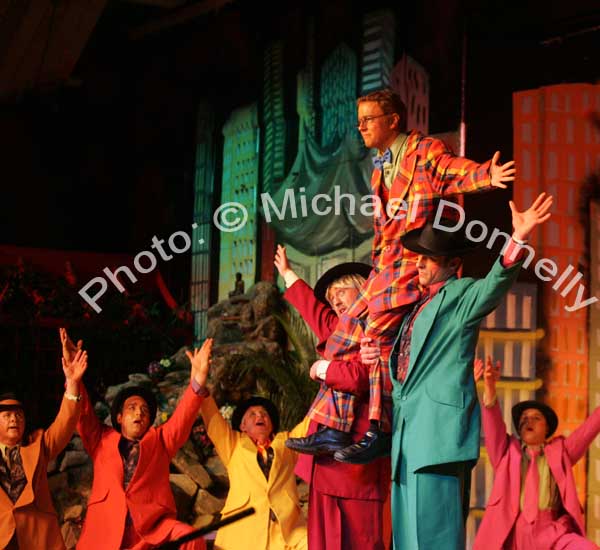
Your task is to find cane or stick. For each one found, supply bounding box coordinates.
[154,507,256,549]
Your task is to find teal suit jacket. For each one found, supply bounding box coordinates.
[389,257,522,480]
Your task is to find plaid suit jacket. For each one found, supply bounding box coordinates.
[326,131,494,362]
[363,130,493,315]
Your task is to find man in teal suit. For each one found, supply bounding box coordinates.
[361,193,553,549]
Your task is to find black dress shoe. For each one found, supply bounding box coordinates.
[285,427,352,455]
[333,430,392,464]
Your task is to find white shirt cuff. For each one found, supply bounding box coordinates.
[283,270,300,288]
[315,360,331,381]
[483,394,497,408]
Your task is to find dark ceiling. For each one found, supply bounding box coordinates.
[0,0,598,262]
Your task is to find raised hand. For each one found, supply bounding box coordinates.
[482,356,501,405]
[62,348,88,397]
[59,327,83,364]
[509,192,553,242]
[185,338,213,388]
[274,244,292,277]
[490,151,516,189]
[62,349,88,383]
[360,337,381,366]
[474,358,484,382]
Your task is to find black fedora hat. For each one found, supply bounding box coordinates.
[313,262,371,304]
[231,396,280,434]
[110,386,157,433]
[0,392,24,412]
[512,400,559,438]
[401,220,479,257]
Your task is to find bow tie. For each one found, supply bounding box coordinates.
[372,148,392,170]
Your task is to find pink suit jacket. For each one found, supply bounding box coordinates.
[284,279,390,502]
[76,384,203,550]
[474,400,600,550]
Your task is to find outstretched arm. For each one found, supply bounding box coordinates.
[44,335,87,459]
[160,338,213,455]
[186,337,212,389]
[476,356,501,408]
[60,328,109,455]
[189,339,239,465]
[509,192,553,243]
[274,244,300,287]
[460,193,553,323]
[284,278,339,342]
[60,327,82,364]
[479,358,511,469]
[201,396,239,466]
[426,138,514,195]
[564,406,600,464]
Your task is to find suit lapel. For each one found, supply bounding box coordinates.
[15,434,42,507]
[404,284,448,384]
[545,441,566,501]
[386,132,420,215]
[0,482,11,508]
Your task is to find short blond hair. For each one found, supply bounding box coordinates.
[326,274,366,304]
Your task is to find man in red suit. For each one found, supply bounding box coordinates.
[64,329,212,550]
[275,246,390,550]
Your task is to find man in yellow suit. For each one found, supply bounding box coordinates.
[188,342,308,550]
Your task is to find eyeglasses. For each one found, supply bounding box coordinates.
[356,113,393,128]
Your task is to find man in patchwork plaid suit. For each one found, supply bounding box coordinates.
[286,88,516,464]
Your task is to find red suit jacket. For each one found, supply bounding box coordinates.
[76,384,203,550]
[474,401,600,549]
[285,279,390,501]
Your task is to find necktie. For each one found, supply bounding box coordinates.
[372,148,392,170]
[0,446,26,503]
[522,447,540,523]
[395,292,430,382]
[256,444,274,481]
[119,439,140,489]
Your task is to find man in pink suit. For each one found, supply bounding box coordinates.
[63,329,212,550]
[275,246,390,550]
[475,357,600,550]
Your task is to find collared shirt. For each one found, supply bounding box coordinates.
[256,445,274,481]
[381,133,409,189]
[519,443,560,511]
[393,279,446,382]
[393,238,526,383]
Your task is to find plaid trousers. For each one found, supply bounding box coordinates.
[307,279,419,432]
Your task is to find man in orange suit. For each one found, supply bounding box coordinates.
[64,328,212,550]
[0,334,86,550]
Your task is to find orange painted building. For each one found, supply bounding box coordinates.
[513,83,600,520]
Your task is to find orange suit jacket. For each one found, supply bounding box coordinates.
[76,384,203,550]
[0,396,80,550]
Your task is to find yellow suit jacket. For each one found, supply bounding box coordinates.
[0,396,80,550]
[201,397,308,550]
